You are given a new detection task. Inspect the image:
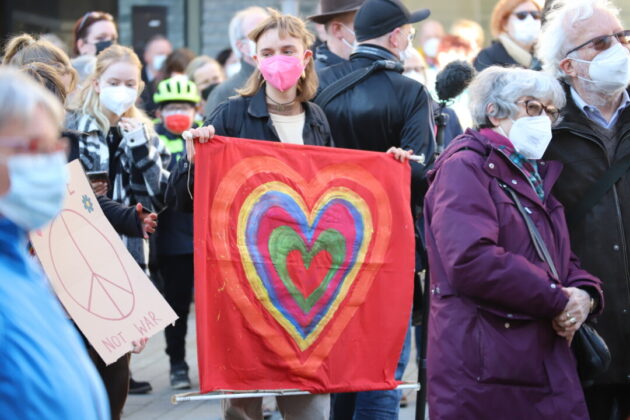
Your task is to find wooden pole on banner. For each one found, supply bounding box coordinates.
[172,383,421,405]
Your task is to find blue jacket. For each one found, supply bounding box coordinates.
[0,217,110,419]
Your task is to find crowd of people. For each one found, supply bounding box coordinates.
[0,0,629,418]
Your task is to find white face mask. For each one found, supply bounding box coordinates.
[423,38,440,58]
[152,54,167,72]
[225,61,241,78]
[0,152,68,231]
[571,42,630,92]
[340,24,358,53]
[504,115,553,160]
[247,40,257,58]
[508,14,541,46]
[99,85,138,116]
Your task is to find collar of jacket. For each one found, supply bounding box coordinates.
[351,44,400,62]
[434,129,563,206]
[315,42,345,66]
[556,82,630,136]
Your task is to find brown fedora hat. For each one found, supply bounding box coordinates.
[308,0,366,24]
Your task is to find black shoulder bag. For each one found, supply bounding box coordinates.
[499,182,611,386]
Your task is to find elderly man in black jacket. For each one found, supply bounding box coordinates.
[538,1,630,419]
[315,0,435,418]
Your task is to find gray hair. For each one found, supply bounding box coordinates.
[0,67,64,131]
[228,6,268,59]
[537,0,620,80]
[468,66,566,127]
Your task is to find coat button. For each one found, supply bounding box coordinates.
[511,179,518,185]
[489,163,495,169]
[623,309,629,314]
[613,244,621,251]
[507,314,514,318]
[504,322,510,328]
[550,284,557,289]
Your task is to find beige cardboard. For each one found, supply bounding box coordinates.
[30,160,178,365]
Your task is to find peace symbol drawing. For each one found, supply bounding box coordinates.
[209,156,392,373]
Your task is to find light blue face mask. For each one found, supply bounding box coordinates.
[0,151,68,231]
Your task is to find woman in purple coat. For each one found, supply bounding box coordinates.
[424,66,603,419]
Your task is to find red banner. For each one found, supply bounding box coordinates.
[194,136,414,393]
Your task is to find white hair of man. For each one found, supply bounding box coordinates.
[537,0,620,81]
[0,67,64,131]
[228,6,268,60]
[468,66,566,128]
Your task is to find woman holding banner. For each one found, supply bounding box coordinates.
[170,9,412,420]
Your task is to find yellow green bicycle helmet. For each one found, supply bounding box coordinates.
[153,76,200,104]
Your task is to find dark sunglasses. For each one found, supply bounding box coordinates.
[566,30,630,56]
[77,11,114,36]
[513,11,542,20]
[517,99,560,123]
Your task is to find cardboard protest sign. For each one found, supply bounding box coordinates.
[194,136,415,393]
[30,160,177,365]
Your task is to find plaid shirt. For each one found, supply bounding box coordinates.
[496,145,545,201]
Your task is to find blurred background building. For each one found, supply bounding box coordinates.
[2,0,630,58]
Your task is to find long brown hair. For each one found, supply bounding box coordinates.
[237,9,318,103]
[3,33,77,92]
[68,44,152,134]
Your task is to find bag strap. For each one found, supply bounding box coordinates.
[565,153,630,228]
[314,60,403,109]
[499,182,560,280]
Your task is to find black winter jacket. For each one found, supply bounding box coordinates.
[316,44,436,204]
[170,88,334,212]
[545,85,630,385]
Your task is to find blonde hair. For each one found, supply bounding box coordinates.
[451,19,485,48]
[69,44,153,134]
[237,9,318,103]
[490,0,543,38]
[3,33,78,92]
[185,55,224,83]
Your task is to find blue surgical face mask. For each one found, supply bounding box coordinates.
[0,152,68,231]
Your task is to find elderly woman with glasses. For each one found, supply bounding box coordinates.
[424,66,603,419]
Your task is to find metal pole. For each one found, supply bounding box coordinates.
[172,383,421,405]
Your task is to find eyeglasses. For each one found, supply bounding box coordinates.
[0,136,68,155]
[565,30,630,56]
[517,99,560,122]
[513,11,542,20]
[76,11,114,36]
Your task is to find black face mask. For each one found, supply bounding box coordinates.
[201,83,218,101]
[94,40,114,55]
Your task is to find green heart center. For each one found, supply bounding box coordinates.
[269,226,346,313]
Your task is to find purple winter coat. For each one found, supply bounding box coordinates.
[424,129,603,419]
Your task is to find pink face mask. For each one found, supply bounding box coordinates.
[258,55,304,92]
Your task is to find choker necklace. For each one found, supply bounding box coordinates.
[266,95,297,113]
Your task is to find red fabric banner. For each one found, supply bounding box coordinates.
[193,136,415,393]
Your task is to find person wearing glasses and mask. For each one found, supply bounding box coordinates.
[0,67,110,420]
[538,1,630,418]
[72,11,118,57]
[474,0,543,72]
[425,66,603,419]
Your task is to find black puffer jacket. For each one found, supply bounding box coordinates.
[545,85,630,385]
